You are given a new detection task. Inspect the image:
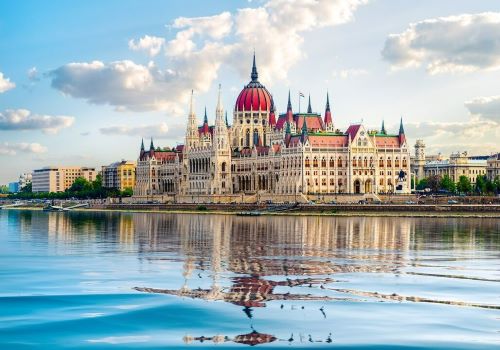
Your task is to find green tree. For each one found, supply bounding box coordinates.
[0,185,8,194]
[21,182,32,193]
[494,176,500,194]
[440,174,456,193]
[428,175,441,192]
[121,187,133,197]
[475,175,487,194]
[416,178,429,191]
[456,175,472,194]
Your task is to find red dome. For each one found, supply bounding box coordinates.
[235,54,273,112]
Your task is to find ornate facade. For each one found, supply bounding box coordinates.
[134,55,411,201]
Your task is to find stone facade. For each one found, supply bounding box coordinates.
[423,151,487,184]
[134,56,411,202]
[486,153,500,181]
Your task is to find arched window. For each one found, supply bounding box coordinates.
[369,157,374,167]
[329,157,335,167]
[321,157,327,168]
[221,162,226,172]
[338,157,343,167]
[402,157,408,167]
[395,157,400,168]
[313,157,318,168]
[364,157,368,167]
[305,157,310,168]
[245,129,250,147]
[387,157,392,167]
[379,157,384,167]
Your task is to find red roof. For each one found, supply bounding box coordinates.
[346,124,361,139]
[235,85,272,111]
[198,124,213,136]
[295,115,324,131]
[376,136,401,148]
[308,134,348,147]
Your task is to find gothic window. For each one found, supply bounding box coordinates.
[321,157,327,168]
[395,157,400,168]
[305,157,310,168]
[379,157,384,167]
[402,157,408,167]
[222,162,226,172]
[245,129,250,147]
[313,157,319,168]
[338,157,343,167]
[387,157,392,167]
[352,157,357,167]
[329,157,335,167]
[364,157,368,167]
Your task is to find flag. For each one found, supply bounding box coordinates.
[299,92,305,98]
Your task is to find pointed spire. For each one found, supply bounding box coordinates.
[216,84,223,112]
[140,138,145,152]
[251,51,258,82]
[287,90,292,111]
[203,106,208,124]
[381,120,386,134]
[189,89,194,116]
[307,94,312,113]
[324,92,333,127]
[301,117,308,142]
[149,138,154,151]
[399,117,405,134]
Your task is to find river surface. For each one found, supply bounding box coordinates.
[0,210,499,349]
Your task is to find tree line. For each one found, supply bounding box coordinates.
[416,174,500,195]
[7,175,133,200]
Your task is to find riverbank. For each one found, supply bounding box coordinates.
[3,203,500,218]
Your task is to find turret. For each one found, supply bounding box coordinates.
[286,90,294,123]
[324,92,333,131]
[398,117,406,145]
[185,90,199,151]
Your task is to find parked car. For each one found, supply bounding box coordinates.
[448,200,459,204]
[405,200,416,204]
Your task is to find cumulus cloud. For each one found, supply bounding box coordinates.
[0,142,47,156]
[99,122,170,137]
[0,109,74,134]
[49,0,367,114]
[0,72,15,93]
[382,12,500,74]
[129,35,165,57]
[465,95,500,122]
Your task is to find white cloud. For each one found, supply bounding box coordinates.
[129,35,165,57]
[49,0,367,113]
[99,122,170,137]
[382,12,500,74]
[27,67,40,81]
[333,68,368,79]
[465,95,500,122]
[0,72,15,93]
[0,109,74,134]
[0,142,47,156]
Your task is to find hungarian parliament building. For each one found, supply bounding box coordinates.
[134,55,411,202]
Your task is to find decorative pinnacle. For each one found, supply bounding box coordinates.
[287,90,292,111]
[204,106,208,124]
[381,120,386,134]
[140,138,145,151]
[325,92,330,112]
[150,138,154,151]
[307,94,312,113]
[251,51,258,82]
[399,117,405,134]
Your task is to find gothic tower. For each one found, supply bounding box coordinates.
[414,139,426,181]
[212,84,232,195]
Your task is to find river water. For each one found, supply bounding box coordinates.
[0,210,499,349]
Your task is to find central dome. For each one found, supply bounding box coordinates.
[235,54,273,112]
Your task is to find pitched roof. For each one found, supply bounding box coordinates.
[345,124,361,139]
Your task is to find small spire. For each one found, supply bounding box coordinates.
[381,120,386,134]
[399,117,405,134]
[203,106,208,124]
[324,92,333,126]
[251,51,258,82]
[325,92,330,112]
[285,121,291,135]
[140,138,145,151]
[301,116,307,143]
[149,138,154,151]
[307,94,312,113]
[216,84,223,112]
[189,89,194,116]
[287,90,292,111]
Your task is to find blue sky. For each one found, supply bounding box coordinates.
[1,0,499,183]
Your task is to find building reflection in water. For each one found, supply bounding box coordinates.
[9,210,500,345]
